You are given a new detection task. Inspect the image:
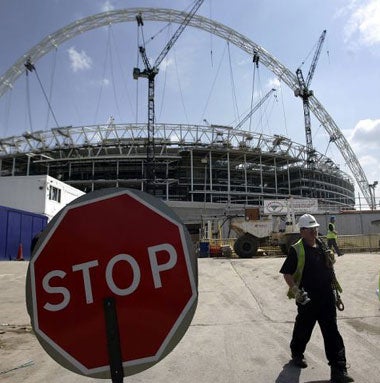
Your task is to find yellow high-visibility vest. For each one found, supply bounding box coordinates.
[287,239,305,299]
[327,222,337,239]
[287,238,342,299]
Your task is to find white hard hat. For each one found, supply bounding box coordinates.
[298,214,320,229]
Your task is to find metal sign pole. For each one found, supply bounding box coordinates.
[103,297,124,383]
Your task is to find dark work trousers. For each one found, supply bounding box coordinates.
[290,293,346,366]
[327,238,342,256]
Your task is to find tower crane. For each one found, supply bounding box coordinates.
[133,0,204,191]
[294,30,326,169]
[235,88,276,130]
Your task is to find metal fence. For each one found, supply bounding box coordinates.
[197,234,380,258]
[333,234,380,253]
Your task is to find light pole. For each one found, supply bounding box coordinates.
[369,181,378,210]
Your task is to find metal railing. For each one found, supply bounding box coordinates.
[332,234,380,253]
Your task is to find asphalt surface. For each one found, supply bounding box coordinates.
[1,253,379,383]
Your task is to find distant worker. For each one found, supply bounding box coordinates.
[279,214,354,383]
[327,216,343,257]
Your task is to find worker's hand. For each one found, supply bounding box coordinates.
[292,286,311,305]
[291,285,300,296]
[326,249,335,267]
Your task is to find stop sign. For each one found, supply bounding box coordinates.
[26,188,198,379]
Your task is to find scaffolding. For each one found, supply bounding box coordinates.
[0,123,355,209]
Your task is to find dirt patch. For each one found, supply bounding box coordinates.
[0,324,32,334]
[346,319,380,335]
[0,324,33,352]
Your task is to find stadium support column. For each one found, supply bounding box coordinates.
[116,160,119,188]
[92,161,95,192]
[190,149,194,202]
[274,157,278,195]
[209,151,213,203]
[227,151,231,206]
[201,155,208,206]
[12,157,16,176]
[140,161,144,191]
[26,154,31,176]
[165,162,169,201]
[260,155,263,194]
[244,154,248,204]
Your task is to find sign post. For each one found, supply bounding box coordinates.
[26,188,198,379]
[103,297,123,382]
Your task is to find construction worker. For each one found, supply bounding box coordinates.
[327,216,343,256]
[279,213,354,383]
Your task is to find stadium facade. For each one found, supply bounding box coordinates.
[0,122,355,210]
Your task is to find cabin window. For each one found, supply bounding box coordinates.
[49,185,61,202]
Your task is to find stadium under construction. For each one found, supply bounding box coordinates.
[0,122,355,210]
[0,7,372,213]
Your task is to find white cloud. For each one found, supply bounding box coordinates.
[101,1,114,12]
[357,153,380,184]
[348,118,380,182]
[89,78,110,87]
[343,0,380,47]
[159,57,174,72]
[267,77,281,90]
[350,118,380,147]
[67,47,92,72]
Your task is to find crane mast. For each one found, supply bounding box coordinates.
[133,0,204,191]
[294,30,326,169]
[235,88,276,130]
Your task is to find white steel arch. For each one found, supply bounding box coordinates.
[0,7,371,205]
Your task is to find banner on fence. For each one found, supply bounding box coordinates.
[264,198,318,215]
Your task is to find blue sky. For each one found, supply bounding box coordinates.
[0,0,380,207]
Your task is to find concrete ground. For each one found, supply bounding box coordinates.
[0,253,379,383]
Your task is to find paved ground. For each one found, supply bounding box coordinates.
[1,253,379,383]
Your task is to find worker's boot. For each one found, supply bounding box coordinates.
[330,364,354,383]
[291,355,307,368]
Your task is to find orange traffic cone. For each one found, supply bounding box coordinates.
[16,243,24,261]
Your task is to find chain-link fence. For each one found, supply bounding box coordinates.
[197,234,380,258]
[328,234,380,253]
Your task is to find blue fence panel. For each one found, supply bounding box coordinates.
[0,206,48,260]
[0,207,7,260]
[5,210,22,260]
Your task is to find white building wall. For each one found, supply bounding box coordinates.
[0,175,85,220]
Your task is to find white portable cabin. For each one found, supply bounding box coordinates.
[0,175,85,221]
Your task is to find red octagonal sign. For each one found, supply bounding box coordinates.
[26,188,198,378]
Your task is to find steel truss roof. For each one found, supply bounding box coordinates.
[0,123,352,181]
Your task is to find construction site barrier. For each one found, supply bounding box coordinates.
[197,234,380,258]
[328,234,380,253]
